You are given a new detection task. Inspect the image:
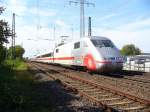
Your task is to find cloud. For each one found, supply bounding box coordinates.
[29,7,57,17]
[2,0,150,57]
[97,13,119,21]
[118,18,150,31]
[92,17,150,53]
[6,0,27,16]
[13,24,79,57]
[55,20,69,28]
[93,27,150,53]
[14,25,54,57]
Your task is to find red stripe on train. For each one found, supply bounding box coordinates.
[37,57,123,63]
[44,57,75,60]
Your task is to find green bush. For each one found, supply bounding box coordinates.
[120,44,141,56]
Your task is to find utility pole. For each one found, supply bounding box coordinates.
[11,13,15,60]
[88,16,91,37]
[69,0,94,38]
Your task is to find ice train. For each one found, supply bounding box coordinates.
[32,36,125,72]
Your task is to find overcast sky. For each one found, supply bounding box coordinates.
[0,0,150,57]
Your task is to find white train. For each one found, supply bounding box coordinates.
[32,36,125,72]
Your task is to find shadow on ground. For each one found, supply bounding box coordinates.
[0,65,103,112]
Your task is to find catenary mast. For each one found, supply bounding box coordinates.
[69,0,94,38]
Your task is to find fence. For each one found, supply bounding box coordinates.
[123,59,150,72]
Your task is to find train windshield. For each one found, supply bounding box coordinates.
[91,40,114,48]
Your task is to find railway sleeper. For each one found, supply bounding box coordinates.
[97,97,121,102]
[108,101,148,111]
[120,105,147,111]
[95,94,121,100]
[73,83,92,87]
[113,102,147,110]
[65,81,82,84]
[80,89,101,93]
[86,91,107,95]
[77,86,96,90]
[102,98,131,104]
[107,100,134,106]
[92,93,114,98]
[64,80,81,84]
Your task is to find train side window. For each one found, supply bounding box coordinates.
[56,49,59,53]
[74,42,80,49]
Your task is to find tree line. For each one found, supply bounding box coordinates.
[0,7,25,64]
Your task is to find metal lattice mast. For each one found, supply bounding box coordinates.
[11,13,15,59]
[69,0,94,38]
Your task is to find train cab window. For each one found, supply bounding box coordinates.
[56,49,59,53]
[91,40,104,48]
[74,42,80,49]
[102,40,114,48]
[91,40,113,48]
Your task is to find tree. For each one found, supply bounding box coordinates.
[120,44,141,56]
[0,7,11,63]
[0,6,11,46]
[0,20,11,46]
[8,45,25,59]
[0,46,6,64]
[0,7,4,14]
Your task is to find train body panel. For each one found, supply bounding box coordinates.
[32,36,125,72]
[53,42,74,65]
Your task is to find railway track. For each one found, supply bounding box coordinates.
[31,62,150,100]
[29,62,150,112]
[110,72,150,84]
[93,74,150,92]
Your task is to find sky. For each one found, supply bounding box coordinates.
[0,0,150,57]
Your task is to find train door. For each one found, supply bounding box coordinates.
[72,41,84,66]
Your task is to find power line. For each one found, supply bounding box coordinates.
[69,0,94,38]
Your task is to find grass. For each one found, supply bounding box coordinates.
[0,59,56,112]
[5,59,28,70]
[0,59,34,112]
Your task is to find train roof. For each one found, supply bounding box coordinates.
[72,36,110,43]
[89,36,109,40]
[55,36,111,48]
